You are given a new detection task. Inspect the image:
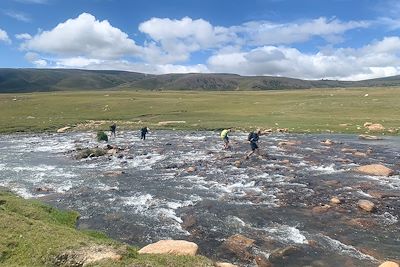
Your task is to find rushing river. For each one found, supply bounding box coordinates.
[0,131,399,267]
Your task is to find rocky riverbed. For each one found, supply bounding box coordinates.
[0,131,399,267]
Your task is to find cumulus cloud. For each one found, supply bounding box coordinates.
[208,36,400,80]
[52,56,209,74]
[24,52,47,67]
[139,17,236,63]
[0,28,11,44]
[21,13,142,59]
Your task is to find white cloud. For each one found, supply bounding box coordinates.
[138,17,236,63]
[0,28,11,44]
[15,33,32,40]
[51,56,209,74]
[22,13,142,59]
[207,36,400,80]
[235,17,370,46]
[4,10,31,22]
[24,52,47,67]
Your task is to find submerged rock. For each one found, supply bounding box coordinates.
[255,255,272,267]
[359,135,383,140]
[355,164,394,177]
[358,199,375,212]
[57,126,71,133]
[138,240,198,256]
[222,234,255,261]
[269,245,301,263]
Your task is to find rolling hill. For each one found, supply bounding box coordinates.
[1,68,400,93]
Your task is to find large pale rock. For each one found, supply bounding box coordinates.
[278,140,300,147]
[223,234,255,261]
[367,123,385,131]
[379,261,399,267]
[55,245,122,266]
[138,240,198,256]
[215,262,239,267]
[330,197,341,204]
[358,199,375,212]
[57,126,71,133]
[355,164,394,177]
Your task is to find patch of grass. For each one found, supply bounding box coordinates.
[97,131,109,142]
[0,88,399,135]
[0,190,214,267]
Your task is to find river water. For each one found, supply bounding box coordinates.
[0,131,399,267]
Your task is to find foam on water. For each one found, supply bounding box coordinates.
[317,234,378,262]
[308,164,340,174]
[262,225,308,244]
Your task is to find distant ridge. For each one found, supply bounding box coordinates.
[1,68,400,93]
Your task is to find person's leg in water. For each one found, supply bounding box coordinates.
[223,136,230,149]
[246,142,258,159]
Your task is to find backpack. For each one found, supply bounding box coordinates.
[247,132,254,141]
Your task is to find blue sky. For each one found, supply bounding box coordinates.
[1,0,400,80]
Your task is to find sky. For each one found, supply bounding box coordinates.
[1,0,400,80]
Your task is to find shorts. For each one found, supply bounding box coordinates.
[250,142,258,151]
[223,136,229,143]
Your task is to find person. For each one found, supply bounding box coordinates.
[140,126,149,140]
[220,128,231,149]
[110,123,116,138]
[246,129,262,159]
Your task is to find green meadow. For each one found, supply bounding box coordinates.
[0,88,399,134]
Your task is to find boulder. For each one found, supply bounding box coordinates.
[312,204,331,214]
[57,126,71,133]
[355,164,394,177]
[363,122,373,127]
[341,148,357,153]
[186,166,197,173]
[54,245,122,266]
[138,240,198,256]
[358,199,375,212]
[269,245,300,263]
[330,197,341,204]
[379,261,399,267]
[367,123,385,131]
[354,152,367,158]
[215,262,239,267]
[321,139,334,146]
[234,160,242,168]
[223,234,255,261]
[278,141,300,147]
[255,255,272,267]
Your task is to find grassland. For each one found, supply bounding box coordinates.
[0,88,399,134]
[0,190,213,267]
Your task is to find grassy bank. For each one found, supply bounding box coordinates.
[0,88,399,134]
[0,190,213,267]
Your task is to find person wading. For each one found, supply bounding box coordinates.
[110,123,116,138]
[140,126,149,140]
[220,128,231,150]
[246,129,262,159]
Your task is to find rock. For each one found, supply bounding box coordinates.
[308,240,318,248]
[215,262,239,267]
[321,139,334,145]
[255,255,272,267]
[186,166,197,173]
[379,261,399,267]
[35,186,53,193]
[158,121,186,126]
[368,191,400,199]
[107,148,119,155]
[269,245,300,263]
[358,199,375,212]
[278,140,300,146]
[57,126,71,133]
[312,204,331,214]
[276,128,289,133]
[324,180,341,186]
[234,160,242,168]
[363,122,373,127]
[138,240,198,256]
[54,245,122,266]
[341,148,357,153]
[330,197,341,204]
[354,152,367,157]
[355,164,394,177]
[359,135,383,140]
[348,218,378,228]
[181,214,197,230]
[222,234,255,261]
[367,123,385,131]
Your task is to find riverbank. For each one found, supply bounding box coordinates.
[0,88,399,135]
[0,189,214,266]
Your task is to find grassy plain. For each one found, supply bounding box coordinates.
[0,88,399,134]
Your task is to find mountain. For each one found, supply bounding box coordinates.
[1,68,400,93]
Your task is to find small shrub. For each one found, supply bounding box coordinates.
[97,131,108,142]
